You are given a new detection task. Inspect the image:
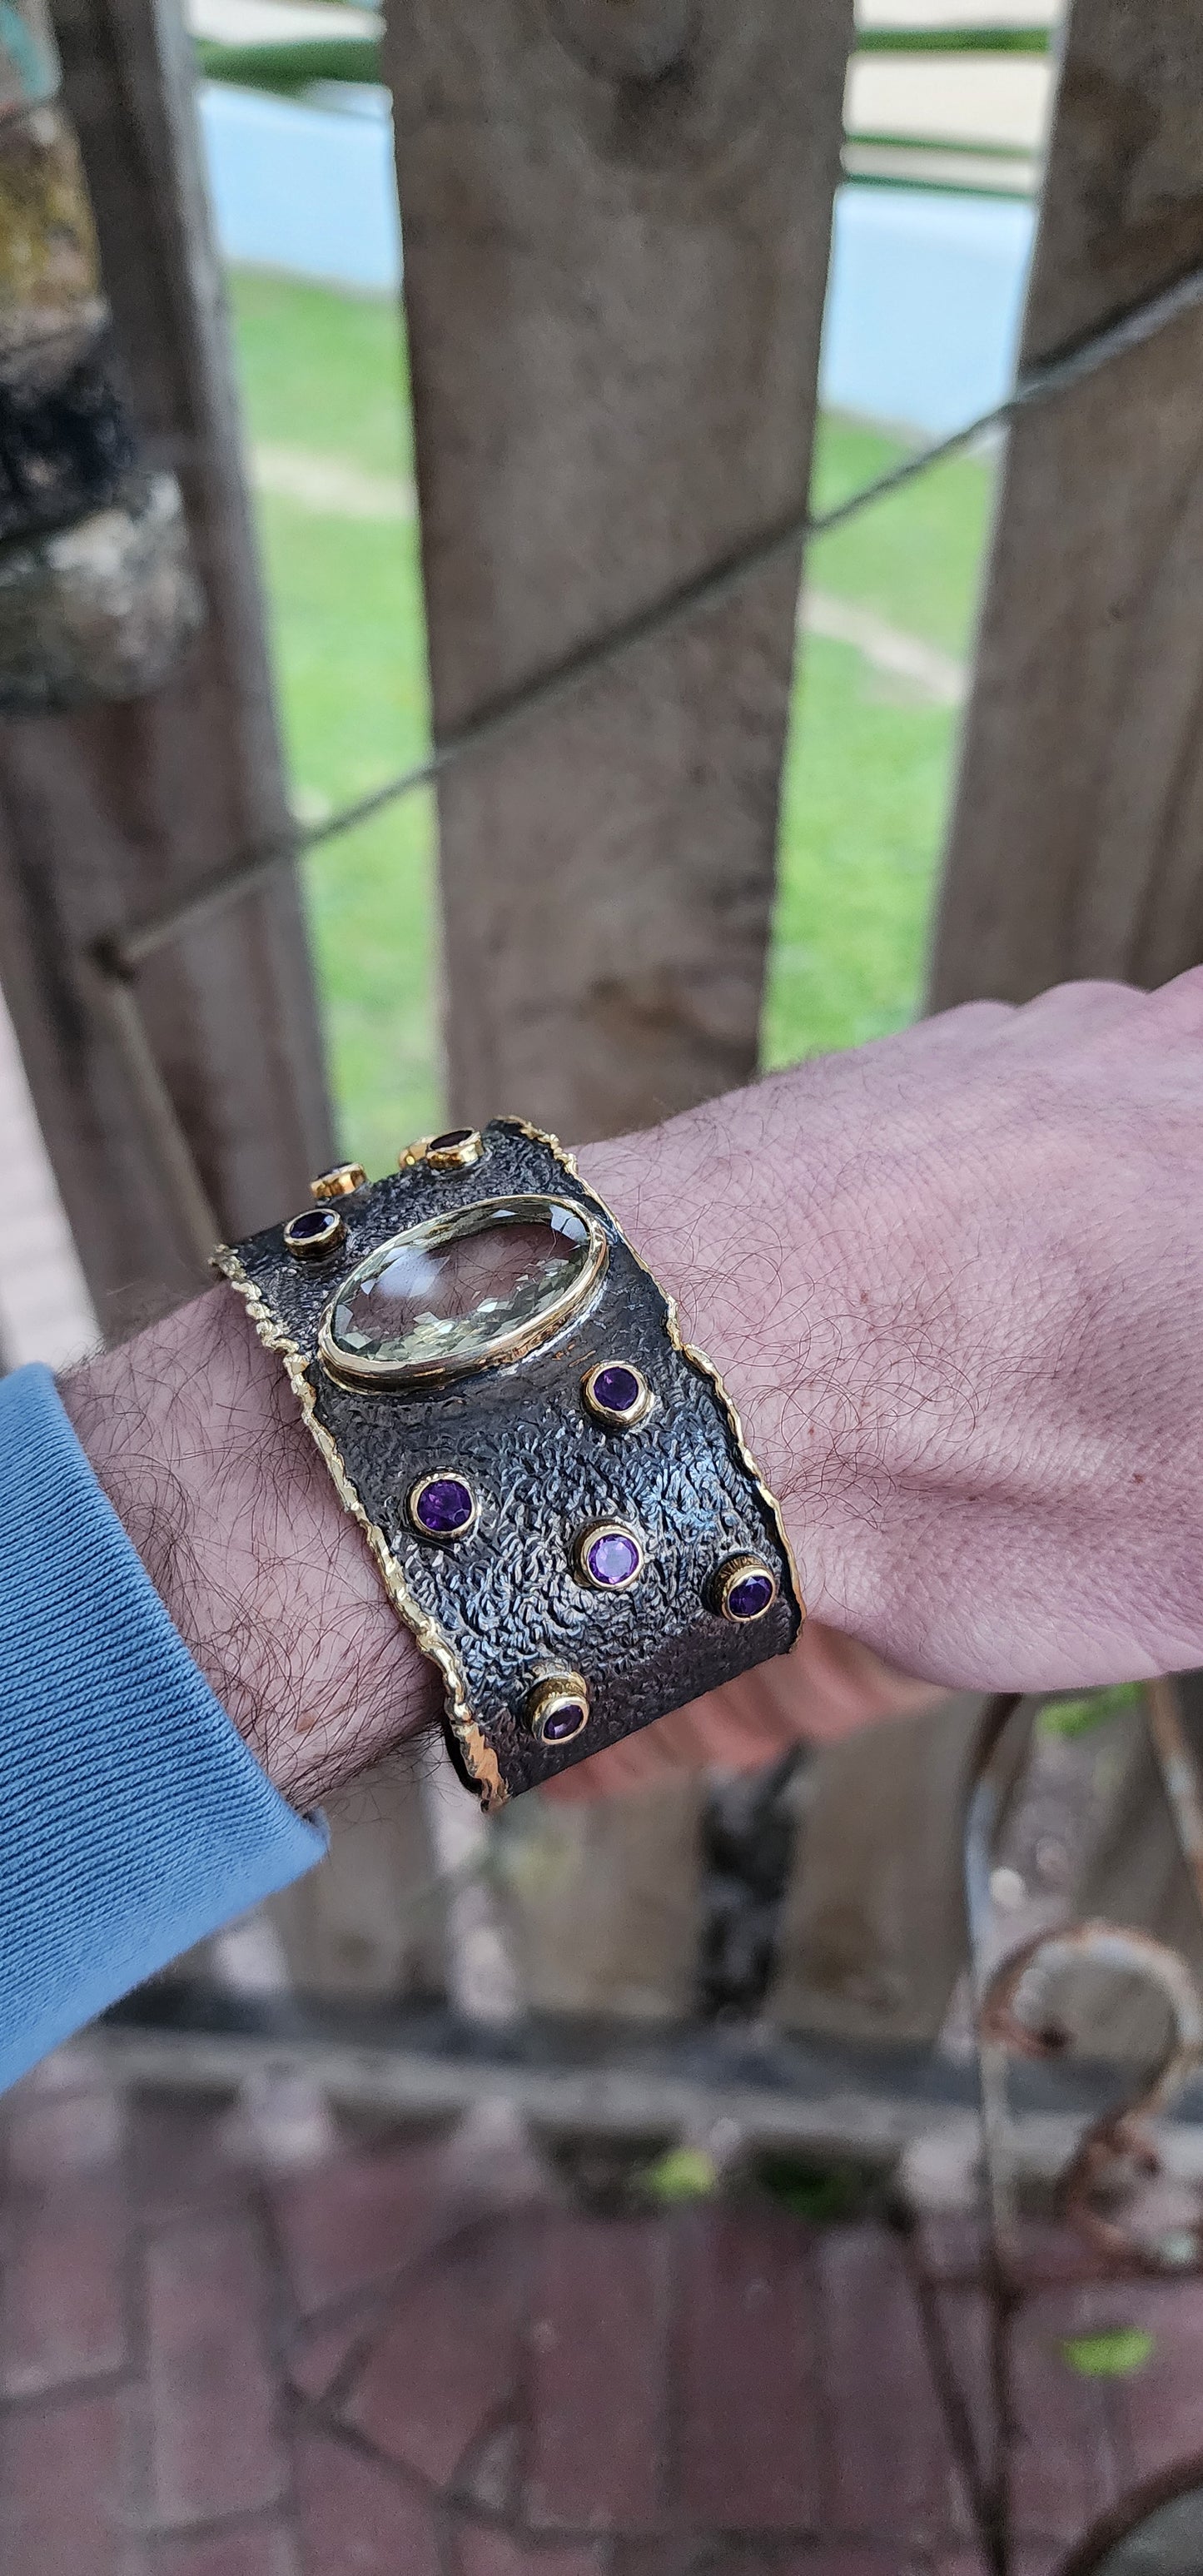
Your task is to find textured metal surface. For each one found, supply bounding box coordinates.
[219,1118,801,1804]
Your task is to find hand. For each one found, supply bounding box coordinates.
[62,972,1203,1807]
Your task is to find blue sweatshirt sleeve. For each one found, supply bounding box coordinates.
[0,1363,326,2090]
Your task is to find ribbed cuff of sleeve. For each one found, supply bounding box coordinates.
[0,1363,326,2091]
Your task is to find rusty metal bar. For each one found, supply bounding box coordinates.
[970,1681,1203,2278]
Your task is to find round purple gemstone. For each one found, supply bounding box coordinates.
[543,1701,587,1744]
[727,1569,775,1621]
[584,1528,641,1587]
[428,1127,475,1152]
[289,1208,335,1240]
[412,1474,475,1537]
[592,1364,642,1416]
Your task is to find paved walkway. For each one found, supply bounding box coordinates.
[4,2049,1203,2576]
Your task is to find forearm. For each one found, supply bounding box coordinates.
[59,1287,431,1813]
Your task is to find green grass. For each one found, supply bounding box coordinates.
[222,269,997,1160]
[1061,2328,1155,2380]
[1037,1683,1141,1742]
[808,411,997,659]
[763,417,996,1065]
[230,271,414,481]
[763,641,958,1064]
[226,272,436,1171]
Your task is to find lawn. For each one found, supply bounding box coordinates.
[224,269,997,1169]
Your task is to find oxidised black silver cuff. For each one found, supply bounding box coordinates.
[216,1118,803,1809]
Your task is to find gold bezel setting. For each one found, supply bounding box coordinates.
[524,1671,591,1748]
[311,1161,366,1201]
[408,1472,479,1542]
[284,1205,345,1260]
[317,1193,609,1391]
[581,1360,654,1430]
[575,1519,644,1592]
[713,1554,779,1623]
[399,1127,486,1173]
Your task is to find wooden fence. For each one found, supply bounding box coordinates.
[2,0,1203,2061]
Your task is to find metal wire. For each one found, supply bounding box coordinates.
[98,247,1203,980]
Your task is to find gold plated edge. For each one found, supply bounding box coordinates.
[497,1113,579,1176]
[669,1334,804,1630]
[314,1191,608,1391]
[508,1127,805,1636]
[212,1246,507,1813]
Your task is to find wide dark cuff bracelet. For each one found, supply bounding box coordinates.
[215,1119,803,1810]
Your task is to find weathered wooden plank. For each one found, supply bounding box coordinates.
[768,1695,1006,2048]
[0,0,331,1336]
[385,0,851,1141]
[269,1756,446,2002]
[929,0,1203,1009]
[494,1777,708,2022]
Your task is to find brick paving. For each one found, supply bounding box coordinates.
[4,2058,1203,2575]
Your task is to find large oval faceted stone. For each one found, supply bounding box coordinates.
[317,1192,607,1388]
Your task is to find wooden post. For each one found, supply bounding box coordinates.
[495,1779,708,2023]
[768,1695,1017,2049]
[0,0,331,1337]
[930,0,1203,1009]
[385,0,852,1141]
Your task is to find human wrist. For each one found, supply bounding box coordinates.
[578,1061,937,1663]
[57,1067,907,1812]
[59,1284,435,1812]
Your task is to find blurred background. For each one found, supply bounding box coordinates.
[1,0,1057,1363]
[5,4,1203,2569]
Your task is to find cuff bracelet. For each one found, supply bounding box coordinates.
[216,1117,803,1810]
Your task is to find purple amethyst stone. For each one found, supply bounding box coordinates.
[543,1702,587,1744]
[583,1527,641,1588]
[591,1364,642,1416]
[287,1208,335,1241]
[412,1474,475,1537]
[428,1127,475,1152]
[726,1568,775,1621]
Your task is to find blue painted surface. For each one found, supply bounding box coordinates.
[822,184,1036,435]
[198,82,401,296]
[198,81,1036,435]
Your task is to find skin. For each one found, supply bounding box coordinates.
[61,972,1203,1815]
